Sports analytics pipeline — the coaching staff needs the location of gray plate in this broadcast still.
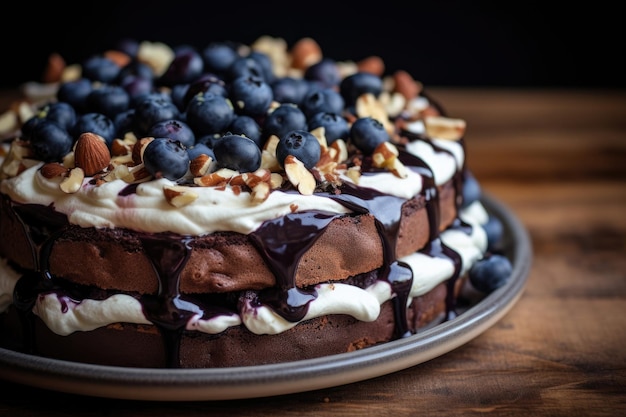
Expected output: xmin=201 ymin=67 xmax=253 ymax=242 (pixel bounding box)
xmin=0 ymin=193 xmax=532 ymax=401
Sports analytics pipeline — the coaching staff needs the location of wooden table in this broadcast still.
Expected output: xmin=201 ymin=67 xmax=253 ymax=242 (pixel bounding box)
xmin=0 ymin=88 xmax=624 ymax=416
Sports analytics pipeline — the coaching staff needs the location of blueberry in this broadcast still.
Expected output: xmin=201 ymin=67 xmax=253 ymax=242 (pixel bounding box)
xmin=271 ymin=76 xmax=311 ymax=106
xmin=159 ymin=48 xmax=204 ymax=86
xmin=72 ymin=112 xmax=116 ymax=146
xmin=227 ymin=56 xmax=268 ymax=83
xmin=307 ymin=112 xmax=349 ymax=144
xmin=212 ymin=134 xmax=262 ymax=173
xmin=186 ymin=142 xmax=215 ymax=161
xmin=56 ymin=78 xmax=93 ymax=114
xmin=304 ymin=58 xmax=341 ymax=89
xmin=182 ymin=74 xmax=228 ymax=109
xmin=114 ymin=38 xmax=140 ymax=58
xmin=44 ymin=102 xmax=77 ymax=131
xmin=185 ymin=92 xmax=235 ymax=136
xmin=300 ymin=88 xmax=344 ymax=119
xmin=82 ymin=55 xmax=120 ymax=84
xmin=113 ymin=108 xmax=136 ymax=139
xmin=462 ymin=170 xmax=482 ymax=208
xmin=133 ymin=96 xmax=181 ymax=136
xmin=142 ymin=138 xmax=190 ymax=181
xmin=276 ymin=130 xmax=321 ymax=169
xmin=85 ymin=85 xmax=130 ymax=119
xmin=469 ymin=254 xmax=513 ymax=293
xmin=228 ymin=115 xmax=262 ymax=148
xmin=147 ymin=119 xmax=195 ymax=148
xmin=116 ymin=60 xmax=154 ymax=84
xmin=122 ymin=75 xmax=155 ymax=106
xmin=170 ymin=83 xmax=190 ymax=112
xmin=339 ymin=72 xmax=383 ymax=106
xmin=202 ymin=41 xmax=240 ymax=77
xmin=263 ymin=104 xmax=307 ymax=142
xmin=482 ymin=216 xmax=504 ymax=252
xmin=29 ymin=120 xmax=73 ymax=162
xmin=248 ymin=51 xmax=275 ymax=84
xmin=349 ymin=117 xmax=389 ymax=154
xmin=24 ymin=102 xmax=76 ymax=138
xmin=229 ymin=75 xmax=273 ymax=117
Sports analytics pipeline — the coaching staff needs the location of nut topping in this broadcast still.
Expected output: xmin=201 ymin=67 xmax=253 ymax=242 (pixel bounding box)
xmin=74 ymin=132 xmax=111 ymax=176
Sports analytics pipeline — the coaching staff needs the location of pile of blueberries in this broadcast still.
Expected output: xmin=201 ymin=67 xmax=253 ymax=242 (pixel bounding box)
xmin=21 ymin=39 xmax=390 ymax=181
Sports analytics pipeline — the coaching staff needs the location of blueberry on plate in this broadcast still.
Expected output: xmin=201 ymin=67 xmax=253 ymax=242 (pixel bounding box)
xmin=276 ymin=130 xmax=321 ymax=169
xmin=263 ymin=104 xmax=307 ymax=142
xmin=462 ymin=170 xmax=482 ymax=208
xmin=212 ymin=134 xmax=262 ymax=173
xmin=29 ymin=120 xmax=74 ymax=162
xmin=349 ymin=116 xmax=389 ymax=154
xmin=483 ymin=215 xmax=505 ymax=252
xmin=142 ymin=138 xmax=190 ymax=181
xmin=185 ymin=92 xmax=235 ymax=136
xmin=229 ymin=75 xmax=273 ymax=117
xmin=469 ymin=254 xmax=513 ymax=294
xmin=307 ymin=111 xmax=349 ymax=144
xmin=148 ymin=119 xmax=195 ymax=148
xmin=339 ymin=72 xmax=383 ymax=106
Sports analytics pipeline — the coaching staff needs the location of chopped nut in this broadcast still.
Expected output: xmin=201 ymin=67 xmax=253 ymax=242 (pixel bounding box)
xmin=393 ymin=70 xmax=422 ymax=101
xmin=194 ymin=168 xmax=238 ymax=187
xmin=290 ymin=37 xmax=322 ymax=70
xmin=284 ymin=155 xmax=316 ymax=195
xmin=60 ymin=167 xmax=85 ymax=193
xmin=190 ymin=154 xmax=213 ymax=177
xmin=355 ymin=93 xmax=394 ymax=135
xmin=250 ymin=182 xmax=271 ymax=203
xmin=164 ymin=185 xmax=198 ymax=207
xmin=371 ymin=142 xmax=408 ymax=179
xmin=424 ymin=116 xmax=467 ymax=141
xmin=357 ymin=56 xmax=385 ymax=76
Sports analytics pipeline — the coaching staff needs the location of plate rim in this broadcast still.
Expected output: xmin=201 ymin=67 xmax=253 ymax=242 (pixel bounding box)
xmin=0 ymin=193 xmax=532 ymax=401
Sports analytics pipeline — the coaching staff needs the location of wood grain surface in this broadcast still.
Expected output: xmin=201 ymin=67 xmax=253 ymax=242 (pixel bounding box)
xmin=0 ymin=88 xmax=625 ymax=416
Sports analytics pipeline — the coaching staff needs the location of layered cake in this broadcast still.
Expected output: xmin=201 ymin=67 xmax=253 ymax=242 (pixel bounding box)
xmin=0 ymin=36 xmax=512 ymax=368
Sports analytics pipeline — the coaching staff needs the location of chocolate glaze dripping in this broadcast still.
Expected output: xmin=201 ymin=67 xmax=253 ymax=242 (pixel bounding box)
xmin=139 ymin=234 xmax=194 ymax=368
xmin=8 ymin=200 xmax=69 ymax=353
xmin=328 ymin=181 xmax=414 ymax=337
xmin=398 ymin=134 xmax=467 ymax=321
xmin=249 ymin=211 xmax=338 ymax=322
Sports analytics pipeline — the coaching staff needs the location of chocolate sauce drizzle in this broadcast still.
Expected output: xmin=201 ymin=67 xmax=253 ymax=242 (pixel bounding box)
xmin=4 ymin=131 xmax=475 ymax=367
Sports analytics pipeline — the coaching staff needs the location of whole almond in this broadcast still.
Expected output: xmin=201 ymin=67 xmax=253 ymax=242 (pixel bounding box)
xmin=74 ymin=132 xmax=111 ymax=176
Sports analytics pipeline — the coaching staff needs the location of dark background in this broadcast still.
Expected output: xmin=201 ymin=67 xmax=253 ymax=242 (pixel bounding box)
xmin=1 ymin=0 xmax=624 ymax=89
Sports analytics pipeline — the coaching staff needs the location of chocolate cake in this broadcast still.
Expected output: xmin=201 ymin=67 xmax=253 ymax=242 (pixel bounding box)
xmin=0 ymin=36 xmax=511 ymax=368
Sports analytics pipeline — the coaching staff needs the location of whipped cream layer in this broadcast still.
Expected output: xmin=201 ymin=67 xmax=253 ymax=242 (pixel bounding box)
xmin=0 ymin=127 xmax=462 ymax=236
xmin=0 ymin=201 xmax=488 ymax=336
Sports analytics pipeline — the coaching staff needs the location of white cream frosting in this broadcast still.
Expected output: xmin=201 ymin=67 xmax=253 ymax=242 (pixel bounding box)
xmin=0 ymin=201 xmax=489 ymax=336
xmin=0 ymin=136 xmax=463 ymax=236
